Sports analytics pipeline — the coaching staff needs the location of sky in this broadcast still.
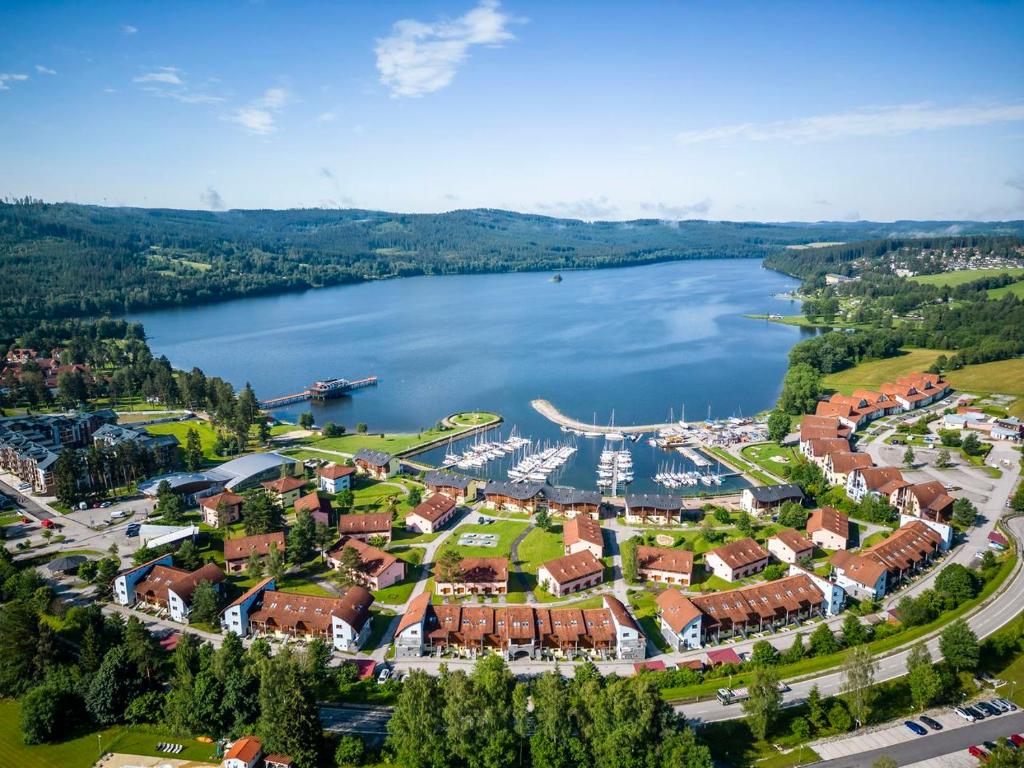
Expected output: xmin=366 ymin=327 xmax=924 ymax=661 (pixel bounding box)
xmin=1 ymin=0 xmax=1023 ymax=222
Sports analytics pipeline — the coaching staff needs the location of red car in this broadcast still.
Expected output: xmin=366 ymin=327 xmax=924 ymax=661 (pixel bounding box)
xmin=40 ymin=519 xmax=55 ymax=529
xmin=968 ymin=745 xmax=989 ymax=762
xmin=1011 ymin=734 xmax=1024 ymax=748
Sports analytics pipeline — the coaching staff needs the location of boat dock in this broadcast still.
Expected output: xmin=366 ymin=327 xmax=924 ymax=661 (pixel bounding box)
xmin=531 ymin=399 xmax=676 ymax=435
xmin=260 ymin=376 xmax=378 ymax=409
xmin=676 ymin=446 xmax=711 ymax=467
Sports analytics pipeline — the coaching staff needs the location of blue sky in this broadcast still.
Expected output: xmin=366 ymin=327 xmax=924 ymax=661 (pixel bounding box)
xmin=1 ymin=0 xmax=1023 ymax=221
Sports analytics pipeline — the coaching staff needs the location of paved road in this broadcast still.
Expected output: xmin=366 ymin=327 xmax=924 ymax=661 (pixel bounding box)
xmin=809 ymin=710 xmax=1024 ymax=767
xmin=320 ymin=704 xmax=393 ymax=735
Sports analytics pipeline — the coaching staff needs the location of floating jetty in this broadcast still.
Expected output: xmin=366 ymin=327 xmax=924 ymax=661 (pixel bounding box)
xmin=531 ymin=399 xmax=676 ymax=435
xmin=259 ymin=376 xmax=378 ymax=409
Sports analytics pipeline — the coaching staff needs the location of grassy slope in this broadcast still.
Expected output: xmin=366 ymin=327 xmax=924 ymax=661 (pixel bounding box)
xmin=988 ymin=280 xmax=1024 ymax=299
xmin=909 ymin=267 xmax=1024 ymax=287
xmin=821 ymin=349 xmax=945 ymax=393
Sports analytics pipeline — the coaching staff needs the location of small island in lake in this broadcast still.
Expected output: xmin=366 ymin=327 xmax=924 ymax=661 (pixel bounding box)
xmin=551 ymin=273 xmax=563 ymax=283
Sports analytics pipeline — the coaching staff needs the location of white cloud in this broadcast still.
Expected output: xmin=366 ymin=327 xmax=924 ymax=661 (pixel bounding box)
xmin=231 ymin=87 xmax=291 ymax=135
xmin=639 ymin=199 xmax=713 ymax=220
xmin=0 ymin=73 xmax=28 ymax=91
xmin=35 ymin=65 xmax=57 ymax=75
xmin=675 ymin=102 xmax=1024 ymax=145
xmin=535 ymin=197 xmax=619 ymax=221
xmin=317 ymin=111 xmax=336 ymax=124
xmin=375 ymin=0 xmax=523 ymax=98
xmin=122 ymin=24 xmax=138 ymax=35
xmin=134 ymin=67 xmax=182 ymax=85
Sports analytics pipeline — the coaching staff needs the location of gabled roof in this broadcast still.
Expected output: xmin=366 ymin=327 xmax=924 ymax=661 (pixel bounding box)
xmin=624 ymin=492 xmax=683 ymax=511
xmin=225 ymin=736 xmax=262 ymax=762
xmin=406 ymin=494 xmax=457 ymax=524
xmin=746 ymin=483 xmax=803 ymax=504
xmin=637 ymin=545 xmax=694 ymax=575
xmin=483 ymin=480 xmax=546 ymax=501
xmin=354 ymin=448 xmax=393 ymax=467
xmin=330 ymin=536 xmax=400 ymax=578
xmin=707 ymin=537 xmax=769 ymax=569
xmin=603 ymin=595 xmax=641 ymax=632
xmin=806 ymin=438 xmax=853 ymax=458
xmin=423 ymin=470 xmax=473 ymax=490
xmin=854 ymin=467 xmax=905 ymax=491
xmin=396 ymin=591 xmax=431 ymax=636
xmin=544 ymin=485 xmax=602 ymax=506
xmin=262 ymin=475 xmax=306 ymax=494
xmin=199 ymin=490 xmax=243 ymax=510
xmin=317 ymin=463 xmax=356 ymax=480
xmin=656 ymin=589 xmax=702 ymax=633
xmin=224 ymin=531 xmax=286 ymax=562
xmin=828 ymin=452 xmax=873 ymax=474
xmin=448 ymin=557 xmax=509 ymax=584
xmin=539 ymin=550 xmax=603 ymax=586
xmin=336 ymin=512 xmax=392 ymax=535
xmin=563 ymin=515 xmax=603 ymax=551
xmin=769 ymin=528 xmax=814 ymax=554
xmin=294 ymin=491 xmax=331 ymax=516
xmin=807 ymin=507 xmax=849 ymax=539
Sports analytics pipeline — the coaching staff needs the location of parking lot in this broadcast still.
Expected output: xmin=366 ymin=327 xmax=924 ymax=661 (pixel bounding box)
xmin=813 ymin=711 xmax=969 ymax=760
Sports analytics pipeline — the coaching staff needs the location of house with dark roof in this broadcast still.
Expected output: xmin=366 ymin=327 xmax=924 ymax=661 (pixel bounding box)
xmin=704 ymin=538 xmax=769 ymax=581
xmin=483 ymin=480 xmax=547 ymax=513
xmin=423 ymin=470 xmax=479 ymax=504
xmin=544 ymin=485 xmax=602 ymax=519
xmin=220 ymin=576 xmax=373 ymax=651
xmin=740 ymin=484 xmax=804 ymax=515
xmin=623 ymin=493 xmax=685 ymax=525
xmin=353 ymin=448 xmax=398 ymax=480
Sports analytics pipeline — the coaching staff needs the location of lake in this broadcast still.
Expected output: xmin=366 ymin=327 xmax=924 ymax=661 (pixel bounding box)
xmin=129 ymin=259 xmax=807 ymax=494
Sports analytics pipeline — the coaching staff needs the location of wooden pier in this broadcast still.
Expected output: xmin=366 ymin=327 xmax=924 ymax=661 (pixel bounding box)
xmin=260 ymin=376 xmax=378 ymax=409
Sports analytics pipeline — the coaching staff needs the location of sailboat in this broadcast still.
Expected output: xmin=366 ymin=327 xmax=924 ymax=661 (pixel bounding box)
xmin=604 ymin=409 xmax=625 ymax=442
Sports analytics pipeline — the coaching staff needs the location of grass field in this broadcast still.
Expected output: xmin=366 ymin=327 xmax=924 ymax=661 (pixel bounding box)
xmin=143 ymin=419 xmax=224 ymax=463
xmin=821 ymin=349 xmax=945 ymax=394
xmin=516 ymin=524 xmax=565 ymax=574
xmin=740 ymin=443 xmax=798 ymax=478
xmin=988 ymin=280 xmax=1024 ymax=300
xmin=444 ymin=520 xmax=529 ymax=559
xmin=909 ymin=267 xmax=1024 ymax=287
xmin=946 ymin=358 xmax=1024 ymax=416
xmin=310 ymin=411 xmax=498 ymax=457
xmin=350 ymin=478 xmax=414 ymax=514
xmin=449 ymin=411 xmax=500 ymax=426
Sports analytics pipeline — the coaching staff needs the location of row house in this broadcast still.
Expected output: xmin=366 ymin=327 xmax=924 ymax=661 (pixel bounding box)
xmin=636 ymin=545 xmax=694 ymax=586
xmin=335 ymin=512 xmax=393 ymax=543
xmin=435 ymin=556 xmax=509 ymax=597
xmin=405 ymin=493 xmax=458 ymax=534
xmin=394 ymin=592 xmax=645 ymax=661
xmin=846 ymin=466 xmax=909 ymax=503
xmin=423 ymin=469 xmax=480 ymax=504
xmin=740 ymin=483 xmax=803 ymax=516
xmin=657 ymin=571 xmax=844 ymax=649
xmin=880 ymin=372 xmax=951 ymax=411
xmin=806 ymin=507 xmax=850 ymax=550
xmin=799 ymin=414 xmax=852 ymax=442
xmin=224 ymin=531 xmax=286 ymax=573
xmin=543 ymin=485 xmax=602 ymax=519
xmin=483 ymin=480 xmax=547 ymax=513
xmin=830 ymin=520 xmax=944 ymax=600
xmin=891 ymin=481 xmax=955 ymax=523
xmin=801 ymin=437 xmax=854 ymax=467
xmin=221 ymin=576 xmax=373 ymax=652
xmin=623 ymin=493 xmax=686 ymax=525
xmin=815 ymin=372 xmax=950 ymax=432
xmin=316 ymin=463 xmax=355 ymax=494
xmin=705 ymin=538 xmax=770 ymax=581
xmin=766 ymin=528 xmax=814 ymax=564
xmin=563 ymin=515 xmax=604 ymax=558
xmin=825 ymin=451 xmax=874 ymax=487
xmin=326 ymin=536 xmax=405 ymax=591
xmin=199 ymin=490 xmax=244 ymax=527
xmin=537 ymin=550 xmax=604 ymax=597
xmin=353 ymin=448 xmax=398 ymax=480
xmin=114 ymin=555 xmax=225 ymax=623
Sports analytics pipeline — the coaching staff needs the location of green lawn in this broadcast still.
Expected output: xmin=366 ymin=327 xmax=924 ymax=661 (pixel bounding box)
xmin=0 ymin=701 xmax=219 ymax=768
xmin=350 ymin=478 xmax=414 ymax=514
xmin=910 ymin=267 xmax=1024 ymax=287
xmin=627 ymin=589 xmax=671 ymax=653
xmin=946 ymin=359 xmax=1024 ymax=418
xmin=822 ymin=348 xmax=945 ymax=394
xmin=740 ymin=443 xmax=798 ymax=478
xmin=703 ymin=446 xmax=777 ymax=486
xmin=517 ymin=525 xmax=565 ymax=574
xmin=860 ymin=530 xmax=889 ymax=548
xmin=309 ymin=412 xmax=499 ymax=457
xmin=988 ymin=280 xmax=1024 ymax=300
xmin=144 ymin=419 xmax=225 ymax=463
xmin=444 ymin=520 xmax=530 ymax=559
xmin=449 ymin=411 xmax=500 ymax=426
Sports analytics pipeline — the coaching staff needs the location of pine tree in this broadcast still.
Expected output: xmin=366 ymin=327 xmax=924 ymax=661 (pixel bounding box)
xmin=184 ymin=427 xmax=203 ymax=471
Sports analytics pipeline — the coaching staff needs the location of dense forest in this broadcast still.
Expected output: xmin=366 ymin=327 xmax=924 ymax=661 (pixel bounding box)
xmin=2 ymin=199 xmax=1022 ymax=344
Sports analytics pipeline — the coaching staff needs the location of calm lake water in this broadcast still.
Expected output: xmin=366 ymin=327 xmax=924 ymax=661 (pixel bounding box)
xmin=129 ymin=259 xmax=806 ymax=494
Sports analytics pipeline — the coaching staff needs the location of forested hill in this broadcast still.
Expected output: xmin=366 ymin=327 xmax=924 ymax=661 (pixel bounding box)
xmin=2 ymin=199 xmax=1023 ymax=342
xmin=763 ymin=235 xmax=1024 ymax=280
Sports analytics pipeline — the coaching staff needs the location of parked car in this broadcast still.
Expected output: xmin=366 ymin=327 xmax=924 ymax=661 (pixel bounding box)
xmin=983 ymin=741 xmax=1000 ymax=753
xmin=1009 ymin=734 xmax=1024 ymax=748
xmin=955 ymin=707 xmax=978 ymax=722
xmin=976 ymin=702 xmax=1001 ymax=717
xmin=904 ymin=720 xmax=927 ymax=736
xmin=125 ymin=524 xmax=140 ymax=538
xmin=920 ymin=715 xmax=943 ymax=731
xmin=967 ymin=745 xmax=988 ymax=761
xmin=964 ymin=706 xmax=985 ymax=720
xmin=989 ymin=699 xmax=1011 ymax=713
xmin=995 ymin=698 xmax=1017 ymax=711
xmin=376 ymin=666 xmax=391 ymax=685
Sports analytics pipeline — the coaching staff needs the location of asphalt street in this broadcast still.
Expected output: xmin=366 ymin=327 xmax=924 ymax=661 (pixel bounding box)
xmin=320 ymin=704 xmax=393 ymax=735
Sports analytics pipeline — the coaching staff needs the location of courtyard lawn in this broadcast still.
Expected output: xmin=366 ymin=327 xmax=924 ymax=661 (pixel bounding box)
xmin=372 ymin=570 xmax=421 ymax=605
xmin=909 ymin=267 xmax=1024 ymax=287
xmin=391 ymin=526 xmax=443 ymax=545
xmin=363 ymin=608 xmax=397 ymax=651
xmin=444 ymin=520 xmax=530 ymax=559
xmin=627 ymin=589 xmax=671 ymax=653
xmin=144 ymin=419 xmax=225 ymax=463
xmin=860 ymin=530 xmax=889 ymax=548
xmin=350 ymin=478 xmax=414 ymax=514
xmin=740 ymin=443 xmax=798 ymax=478
xmin=516 ymin=524 xmax=565 ymax=575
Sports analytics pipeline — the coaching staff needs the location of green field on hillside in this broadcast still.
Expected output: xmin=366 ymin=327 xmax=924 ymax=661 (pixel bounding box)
xmin=144 ymin=419 xmax=224 ymax=462
xmin=821 ymin=349 xmax=944 ymax=393
xmin=988 ymin=280 xmax=1024 ymax=299
xmin=909 ymin=267 xmax=1024 ymax=287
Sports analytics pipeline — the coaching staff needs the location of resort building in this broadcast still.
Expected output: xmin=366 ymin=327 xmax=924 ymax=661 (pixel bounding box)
xmin=435 ymin=556 xmax=509 ymax=597
xmin=91 ymin=423 xmax=180 ymax=469
xmin=623 ymin=493 xmax=685 ymax=525
xmin=316 ymin=463 xmax=355 ymax=494
xmin=113 ymin=555 xmax=225 ymax=623
xmin=423 ymin=470 xmax=479 ymax=504
xmin=657 ymin=571 xmax=844 ymax=648
xmin=544 ymin=485 xmax=602 ymax=519
xmin=636 ymin=545 xmax=694 ymax=586
xmin=222 ymin=737 xmax=263 ymax=768
xmin=563 ymin=515 xmax=604 ymax=558
xmin=799 ymin=414 xmax=852 ymax=442
xmin=537 ymin=550 xmax=604 ymax=597
xmin=801 ymin=437 xmax=855 ymax=467
xmin=335 ymin=512 xmax=393 ymax=543
xmin=815 ymin=373 xmax=952 ymax=433
xmin=394 ymin=592 xmax=645 ymax=661
xmin=740 ymin=483 xmax=804 ymax=515
xmin=880 ymin=373 xmax=951 ymax=411
xmin=825 ymin=451 xmax=874 ymax=487
xmin=846 ymin=466 xmax=908 ymax=503
xmin=294 ymin=491 xmax=332 ymax=526
xmin=220 ymin=576 xmax=373 ymax=652
xmin=830 ymin=520 xmax=944 ymax=600
xmin=138 ymin=452 xmax=305 ymax=502
xmin=261 ymin=475 xmax=306 ymax=508
xmin=326 ymin=536 xmax=405 ymax=590
xmin=405 ymin=494 xmax=458 ymax=534
xmin=224 ymin=531 xmax=286 ymax=573
xmin=704 ymin=538 xmax=770 ymax=582
xmin=353 ymin=448 xmax=398 ymax=480
xmin=891 ymin=481 xmax=955 ymax=523
xmin=199 ymin=490 xmax=244 ymax=527
xmin=767 ymin=528 xmax=815 ymax=564
xmin=483 ymin=480 xmax=546 ymax=513
xmin=806 ymin=507 xmax=850 ymax=550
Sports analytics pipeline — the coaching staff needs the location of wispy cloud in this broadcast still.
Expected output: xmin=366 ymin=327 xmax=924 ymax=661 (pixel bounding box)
xmin=122 ymin=24 xmax=138 ymax=35
xmin=35 ymin=65 xmax=57 ymax=76
xmin=317 ymin=111 xmax=336 ymax=124
xmin=535 ymin=197 xmax=618 ymax=221
xmin=639 ymin=199 xmax=712 ymax=220
xmin=200 ymin=187 xmax=225 ymax=211
xmin=319 ymin=166 xmax=354 ymax=207
xmin=675 ymin=102 xmax=1024 ymax=145
xmin=231 ymin=87 xmax=291 ymax=135
xmin=375 ymin=0 xmax=523 ymax=98
xmin=0 ymin=73 xmax=29 ymax=91
xmin=134 ymin=67 xmax=182 ymax=85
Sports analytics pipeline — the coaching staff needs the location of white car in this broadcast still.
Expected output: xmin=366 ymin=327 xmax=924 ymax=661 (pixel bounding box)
xmin=954 ymin=707 xmax=976 ymax=722
xmin=376 ymin=667 xmax=392 ymax=685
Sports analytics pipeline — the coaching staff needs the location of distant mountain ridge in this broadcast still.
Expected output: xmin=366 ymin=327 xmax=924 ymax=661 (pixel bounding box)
xmin=1 ymin=199 xmax=1022 ymax=342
